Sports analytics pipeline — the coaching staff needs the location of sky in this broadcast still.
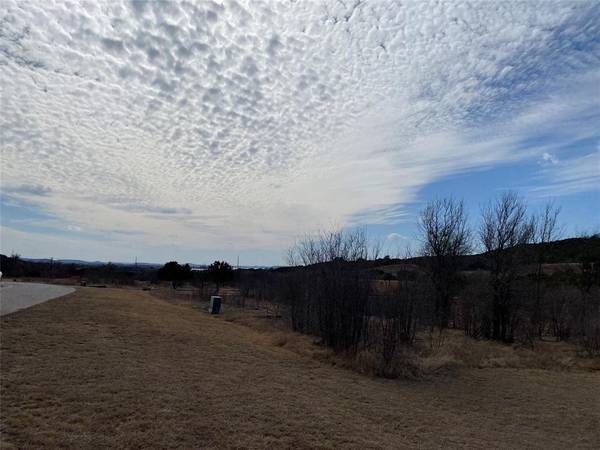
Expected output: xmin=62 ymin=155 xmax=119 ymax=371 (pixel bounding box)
xmin=1 ymin=0 xmax=599 ymax=266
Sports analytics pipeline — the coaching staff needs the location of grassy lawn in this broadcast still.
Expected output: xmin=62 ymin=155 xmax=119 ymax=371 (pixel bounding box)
xmin=1 ymin=287 xmax=599 ymax=449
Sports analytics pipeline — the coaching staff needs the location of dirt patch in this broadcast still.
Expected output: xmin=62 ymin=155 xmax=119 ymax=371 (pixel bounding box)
xmin=2 ymin=287 xmax=599 ymax=448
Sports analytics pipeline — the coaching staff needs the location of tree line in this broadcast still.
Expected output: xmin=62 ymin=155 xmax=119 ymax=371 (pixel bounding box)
xmin=235 ymin=191 xmax=599 ymax=376
xmin=0 ymin=254 xmax=234 ymax=291
xmin=2 ymin=191 xmax=598 ymax=373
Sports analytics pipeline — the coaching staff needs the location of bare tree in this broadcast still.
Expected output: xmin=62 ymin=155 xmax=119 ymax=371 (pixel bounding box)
xmin=286 ymin=228 xmax=375 ymax=352
xmin=367 ymin=274 xmax=420 ymax=377
xmin=531 ymin=201 xmax=562 ymax=337
xmin=575 ymin=259 xmax=600 ymax=355
xmin=419 ymin=198 xmax=471 ymax=330
xmin=288 ymin=228 xmax=372 ymax=266
xmin=369 ymin=236 xmax=383 ymax=261
xmin=480 ymin=191 xmax=534 ymax=342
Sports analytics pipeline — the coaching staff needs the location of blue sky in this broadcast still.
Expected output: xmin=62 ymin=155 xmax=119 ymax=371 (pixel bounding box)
xmin=366 ymin=157 xmax=600 ymax=258
xmin=1 ymin=0 xmax=599 ymax=266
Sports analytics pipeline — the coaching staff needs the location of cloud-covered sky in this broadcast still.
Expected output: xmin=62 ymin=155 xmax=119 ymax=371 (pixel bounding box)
xmin=1 ymin=0 xmax=599 ymax=265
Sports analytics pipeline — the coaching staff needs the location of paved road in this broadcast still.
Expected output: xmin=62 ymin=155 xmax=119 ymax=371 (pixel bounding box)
xmin=0 ymin=282 xmax=75 ymax=316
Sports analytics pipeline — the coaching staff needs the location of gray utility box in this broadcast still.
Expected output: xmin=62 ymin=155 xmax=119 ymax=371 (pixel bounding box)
xmin=209 ymin=296 xmax=222 ymax=314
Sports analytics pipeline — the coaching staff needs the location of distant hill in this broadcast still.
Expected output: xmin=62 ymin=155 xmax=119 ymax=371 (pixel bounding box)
xmin=21 ymin=258 xmax=106 ymax=267
xmin=0 ymin=255 xmax=274 ymax=272
xmin=2 ymin=236 xmax=597 ymax=278
xmin=372 ymin=235 xmax=600 ymax=273
xmin=516 ymin=235 xmax=600 ymax=263
xmin=18 ymin=258 xmax=164 ymax=269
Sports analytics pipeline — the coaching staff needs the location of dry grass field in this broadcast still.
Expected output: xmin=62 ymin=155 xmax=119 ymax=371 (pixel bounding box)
xmin=1 ymin=287 xmax=599 ymax=449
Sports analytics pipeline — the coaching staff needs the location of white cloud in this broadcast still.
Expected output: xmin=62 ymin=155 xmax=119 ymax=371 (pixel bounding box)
xmin=0 ymin=225 xmax=134 ymax=262
xmin=533 ymin=149 xmax=600 ymax=197
xmin=1 ymin=0 xmax=599 ymax=256
xmin=387 ymin=233 xmax=407 ymax=242
xmin=541 ymin=152 xmax=559 ymax=165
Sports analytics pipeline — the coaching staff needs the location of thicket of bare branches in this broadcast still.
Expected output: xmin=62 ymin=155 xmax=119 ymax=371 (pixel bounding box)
xmin=418 ymin=197 xmax=471 ymax=330
xmin=479 ymin=192 xmax=535 ymax=342
xmin=530 ymin=202 xmax=562 ymax=338
xmin=233 ymin=195 xmax=599 ymax=373
xmin=365 ymin=274 xmax=426 ymax=376
xmin=286 ymin=229 xmax=374 ymax=352
xmin=287 ymin=228 xmax=379 ymax=266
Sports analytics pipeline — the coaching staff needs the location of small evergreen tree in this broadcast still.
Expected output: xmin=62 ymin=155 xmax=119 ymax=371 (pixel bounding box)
xmin=157 ymin=261 xmax=192 ymax=288
xmin=207 ymin=261 xmax=234 ymax=292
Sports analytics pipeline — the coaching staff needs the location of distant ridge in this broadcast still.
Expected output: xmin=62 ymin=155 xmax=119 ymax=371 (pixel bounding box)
xmin=373 ymin=235 xmax=600 ymax=270
xmin=2 ymin=256 xmax=276 ymax=271
xmin=2 ymin=235 xmax=596 ymax=273
xmin=17 ymin=258 xmax=163 ymax=269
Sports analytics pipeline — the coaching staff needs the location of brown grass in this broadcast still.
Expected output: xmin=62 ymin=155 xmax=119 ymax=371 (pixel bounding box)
xmin=418 ymin=330 xmax=600 ymax=372
xmin=2 ymin=287 xmax=599 ymax=449
xmin=169 ymin=287 xmax=599 ymax=376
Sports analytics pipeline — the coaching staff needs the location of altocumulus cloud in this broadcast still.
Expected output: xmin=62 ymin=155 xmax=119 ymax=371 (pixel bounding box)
xmin=1 ymin=0 xmax=599 ymax=254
